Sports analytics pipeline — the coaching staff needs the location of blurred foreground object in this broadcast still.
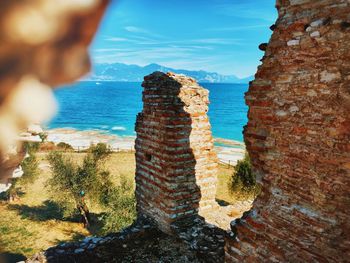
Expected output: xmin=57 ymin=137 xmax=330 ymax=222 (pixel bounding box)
xmin=0 ymin=0 xmax=109 ymax=176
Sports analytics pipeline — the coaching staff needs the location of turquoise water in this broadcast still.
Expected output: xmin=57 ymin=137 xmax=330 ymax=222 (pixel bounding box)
xmin=49 ymin=81 xmax=248 ymax=142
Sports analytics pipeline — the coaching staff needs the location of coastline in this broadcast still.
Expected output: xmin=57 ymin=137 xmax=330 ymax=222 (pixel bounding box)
xmin=46 ymin=128 xmax=245 ymax=165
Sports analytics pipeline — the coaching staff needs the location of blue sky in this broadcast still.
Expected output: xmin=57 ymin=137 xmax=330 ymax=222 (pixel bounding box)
xmin=90 ymin=0 xmax=277 ymax=78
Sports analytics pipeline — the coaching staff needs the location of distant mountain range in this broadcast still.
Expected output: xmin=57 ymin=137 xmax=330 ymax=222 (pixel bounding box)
xmin=87 ymin=63 xmax=253 ymax=84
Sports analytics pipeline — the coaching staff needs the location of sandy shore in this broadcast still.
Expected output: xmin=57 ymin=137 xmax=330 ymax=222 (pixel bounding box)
xmin=47 ymin=128 xmax=245 ymax=166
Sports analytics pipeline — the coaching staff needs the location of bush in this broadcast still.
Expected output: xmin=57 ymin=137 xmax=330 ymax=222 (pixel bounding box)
xmin=20 ymin=155 xmax=39 ymax=185
xmin=23 ymin=142 xmax=40 ymax=154
xmin=229 ymin=153 xmax=260 ymax=199
xmin=56 ymin=142 xmax=74 ymax=151
xmin=88 ymin=143 xmax=112 ymax=160
xmin=98 ymin=177 xmax=136 ymax=235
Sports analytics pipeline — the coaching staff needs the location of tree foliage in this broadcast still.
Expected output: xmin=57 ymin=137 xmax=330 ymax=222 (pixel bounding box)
xmin=99 ymin=177 xmax=136 ymax=234
xmin=229 ymin=153 xmax=260 ymax=198
xmin=47 ymin=143 xmax=112 ymax=215
xmin=47 ymin=143 xmax=136 ymax=231
xmin=38 ymin=132 xmax=48 ymax=143
xmin=56 ymin=142 xmax=74 ymax=151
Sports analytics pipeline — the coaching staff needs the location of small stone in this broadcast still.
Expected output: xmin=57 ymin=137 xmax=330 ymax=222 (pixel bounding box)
xmin=74 ymin=248 xmax=84 ymax=253
xmin=287 ymin=39 xmax=300 ymax=46
xmin=320 ymin=71 xmax=341 ymax=83
xmin=276 ymin=110 xmax=288 ymax=117
xmin=92 ymin=237 xmax=102 ymax=243
xmin=290 ymin=0 xmax=311 ymax=5
xmin=332 ymin=19 xmax=342 ymax=24
xmin=293 ymin=32 xmax=304 ymax=37
xmin=122 ymin=244 xmax=127 ymax=248
xmin=289 ymin=106 xmax=299 ymax=113
xmin=310 ymin=31 xmax=320 ymax=38
xmin=276 ymin=74 xmax=293 ymax=83
xmin=310 ymin=19 xmax=324 ymax=27
xmin=307 ymin=90 xmax=317 ymax=97
xmin=207 ymin=223 xmax=216 ymax=229
xmin=191 ymin=232 xmax=199 ymax=237
xmin=83 ymin=237 xmax=92 ymax=243
xmin=87 ymin=244 xmax=96 ymax=250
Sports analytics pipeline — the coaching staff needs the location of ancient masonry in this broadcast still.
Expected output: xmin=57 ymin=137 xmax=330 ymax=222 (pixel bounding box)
xmin=226 ymin=0 xmax=350 ymax=262
xmin=135 ymin=72 xmax=218 ymax=233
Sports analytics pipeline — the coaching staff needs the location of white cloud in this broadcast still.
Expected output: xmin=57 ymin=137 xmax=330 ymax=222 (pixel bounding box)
xmin=91 ymin=38 xmax=257 ymax=76
xmin=92 ymin=48 xmax=128 ymax=53
xmin=124 ymin=26 xmax=148 ymax=33
xmin=105 ymin=37 xmax=129 ymax=42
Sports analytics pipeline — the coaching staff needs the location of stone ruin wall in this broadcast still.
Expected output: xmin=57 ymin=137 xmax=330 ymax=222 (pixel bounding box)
xmin=226 ymin=0 xmax=350 ymax=262
xmin=135 ymin=72 xmax=218 ymax=234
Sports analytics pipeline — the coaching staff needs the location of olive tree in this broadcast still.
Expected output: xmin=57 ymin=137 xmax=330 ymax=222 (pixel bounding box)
xmin=47 ymin=143 xmax=136 ymax=231
xmin=47 ymin=143 xmax=113 ymax=227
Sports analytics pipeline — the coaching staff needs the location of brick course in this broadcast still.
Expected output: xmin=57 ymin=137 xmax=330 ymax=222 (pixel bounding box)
xmin=135 ymin=72 xmax=218 ymax=233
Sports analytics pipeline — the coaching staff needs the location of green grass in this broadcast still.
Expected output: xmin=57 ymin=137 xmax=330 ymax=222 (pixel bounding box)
xmin=0 ymin=151 xmax=240 ymax=262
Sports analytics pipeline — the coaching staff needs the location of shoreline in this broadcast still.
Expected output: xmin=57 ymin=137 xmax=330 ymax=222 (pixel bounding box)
xmin=46 ymin=128 xmax=245 ymax=165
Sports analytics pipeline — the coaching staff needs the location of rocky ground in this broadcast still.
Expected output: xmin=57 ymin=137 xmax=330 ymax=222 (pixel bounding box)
xmin=201 ymin=200 xmax=253 ymax=230
xmin=24 ymin=213 xmax=238 ymax=263
xmin=25 ymin=217 xmax=203 ymax=263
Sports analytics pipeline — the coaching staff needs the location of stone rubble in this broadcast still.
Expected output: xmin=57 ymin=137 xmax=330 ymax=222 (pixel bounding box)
xmin=26 ymin=215 xmax=201 ymax=263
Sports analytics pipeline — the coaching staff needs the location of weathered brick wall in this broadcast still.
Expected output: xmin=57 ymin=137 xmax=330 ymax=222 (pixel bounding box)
xmin=135 ymin=72 xmax=218 ymax=233
xmin=226 ymin=0 xmax=350 ymax=262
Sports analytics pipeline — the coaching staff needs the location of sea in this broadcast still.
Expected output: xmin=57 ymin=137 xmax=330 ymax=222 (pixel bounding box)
xmin=48 ymin=81 xmax=248 ymax=143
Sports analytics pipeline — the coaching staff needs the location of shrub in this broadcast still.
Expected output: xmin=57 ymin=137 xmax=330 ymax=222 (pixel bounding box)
xmin=20 ymin=154 xmax=39 ymax=185
xmin=56 ymin=142 xmax=74 ymax=151
xmin=98 ymin=177 xmax=136 ymax=235
xmin=88 ymin=143 xmax=112 ymax=160
xmin=229 ymin=153 xmax=260 ymax=199
xmin=23 ymin=142 xmax=40 ymax=154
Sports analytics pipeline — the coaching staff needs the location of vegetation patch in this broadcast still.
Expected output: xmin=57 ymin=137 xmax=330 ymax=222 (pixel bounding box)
xmin=229 ymin=153 xmax=261 ymax=200
xmin=0 ymin=149 xmax=247 ymax=261
xmin=56 ymin=142 xmax=74 ymax=151
xmin=47 ymin=143 xmax=136 ymax=232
